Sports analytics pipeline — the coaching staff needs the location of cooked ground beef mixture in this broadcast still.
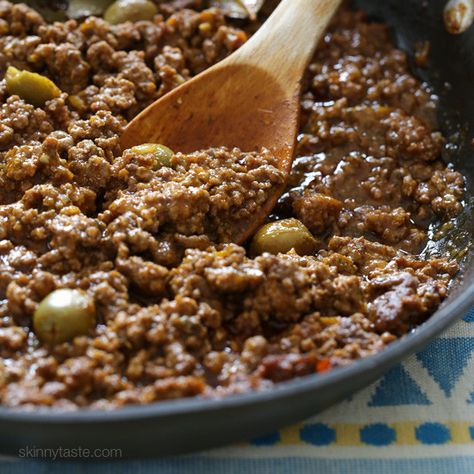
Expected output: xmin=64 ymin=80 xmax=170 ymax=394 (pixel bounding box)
xmin=0 ymin=1 xmax=465 ymax=409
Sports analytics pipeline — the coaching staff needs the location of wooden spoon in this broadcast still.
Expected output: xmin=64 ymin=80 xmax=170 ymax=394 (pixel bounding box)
xmin=121 ymin=0 xmax=342 ymax=243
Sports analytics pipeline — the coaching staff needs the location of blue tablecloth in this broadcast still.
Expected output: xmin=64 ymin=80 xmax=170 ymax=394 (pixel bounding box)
xmin=3 ymin=309 xmax=474 ymax=473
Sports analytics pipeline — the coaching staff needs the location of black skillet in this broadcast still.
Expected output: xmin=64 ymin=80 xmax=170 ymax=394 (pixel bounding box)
xmin=0 ymin=0 xmax=473 ymax=457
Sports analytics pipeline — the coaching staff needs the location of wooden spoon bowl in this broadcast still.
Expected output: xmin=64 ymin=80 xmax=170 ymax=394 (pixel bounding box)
xmin=121 ymin=0 xmax=342 ymax=243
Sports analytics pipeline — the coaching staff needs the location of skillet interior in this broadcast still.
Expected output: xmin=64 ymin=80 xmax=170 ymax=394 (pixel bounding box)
xmin=0 ymin=0 xmax=473 ymax=457
xmin=356 ymin=0 xmax=474 ymax=282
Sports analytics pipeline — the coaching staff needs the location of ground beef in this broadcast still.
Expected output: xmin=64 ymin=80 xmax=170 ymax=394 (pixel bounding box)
xmin=0 ymin=1 xmax=465 ymax=409
xmin=102 ymin=147 xmax=282 ymax=266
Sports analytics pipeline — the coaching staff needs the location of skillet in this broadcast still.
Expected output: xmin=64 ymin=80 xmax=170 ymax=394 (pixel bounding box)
xmin=0 ymin=0 xmax=473 ymax=457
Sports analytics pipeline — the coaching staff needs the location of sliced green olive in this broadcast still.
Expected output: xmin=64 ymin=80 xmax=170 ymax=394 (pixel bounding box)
xmin=250 ymin=218 xmax=318 ymax=256
xmin=104 ymin=0 xmax=158 ymax=24
xmin=130 ymin=143 xmax=174 ymax=169
xmin=210 ymin=0 xmax=265 ymax=20
xmin=5 ymin=66 xmax=61 ymax=108
xmin=33 ymin=289 xmax=96 ymax=344
xmin=67 ymin=0 xmax=114 ymax=19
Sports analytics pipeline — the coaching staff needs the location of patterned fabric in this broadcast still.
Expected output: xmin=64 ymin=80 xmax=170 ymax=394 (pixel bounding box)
xmin=211 ymin=308 xmax=474 ymax=461
xmin=2 ymin=309 xmax=474 ymax=473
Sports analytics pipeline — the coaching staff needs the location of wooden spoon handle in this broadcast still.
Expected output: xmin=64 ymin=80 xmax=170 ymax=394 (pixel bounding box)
xmin=230 ymin=0 xmax=342 ymax=85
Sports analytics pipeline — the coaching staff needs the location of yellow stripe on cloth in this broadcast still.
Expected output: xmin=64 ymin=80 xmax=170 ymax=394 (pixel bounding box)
xmin=335 ymin=424 xmax=363 ymax=446
xmin=280 ymin=425 xmax=301 ymax=445
xmin=448 ymin=422 xmax=472 ymax=444
xmin=272 ymin=422 xmax=474 ymax=447
xmin=392 ymin=422 xmax=418 ymax=445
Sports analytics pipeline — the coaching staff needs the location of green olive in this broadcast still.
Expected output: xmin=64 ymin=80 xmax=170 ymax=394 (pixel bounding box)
xmin=5 ymin=66 xmax=61 ymax=108
xmin=250 ymin=218 xmax=318 ymax=256
xmin=33 ymin=289 xmax=96 ymax=344
xmin=130 ymin=143 xmax=174 ymax=169
xmin=104 ymin=0 xmax=158 ymax=24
